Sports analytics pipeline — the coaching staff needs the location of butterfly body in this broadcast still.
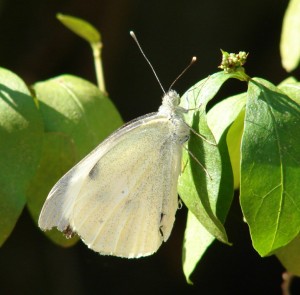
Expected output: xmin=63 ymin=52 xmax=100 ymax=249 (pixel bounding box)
xmin=39 ymin=90 xmax=190 ymax=258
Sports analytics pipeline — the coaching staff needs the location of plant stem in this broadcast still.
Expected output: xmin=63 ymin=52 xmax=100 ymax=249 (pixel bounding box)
xmin=91 ymin=42 xmax=106 ymax=94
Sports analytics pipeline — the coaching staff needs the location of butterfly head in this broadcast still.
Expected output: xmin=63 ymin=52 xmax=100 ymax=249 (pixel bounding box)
xmin=162 ymin=90 xmax=180 ymax=107
xmin=159 ymin=90 xmax=187 ymax=118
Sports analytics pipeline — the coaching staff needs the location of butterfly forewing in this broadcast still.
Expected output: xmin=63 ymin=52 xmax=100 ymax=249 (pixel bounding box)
xmin=39 ymin=113 xmax=183 ymax=258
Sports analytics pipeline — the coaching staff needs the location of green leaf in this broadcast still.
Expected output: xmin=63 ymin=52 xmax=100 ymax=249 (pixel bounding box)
xmin=182 ymin=211 xmax=215 ymax=284
xmin=226 ymin=110 xmax=245 ymax=189
xmin=278 ymin=78 xmax=300 ymax=105
xmin=27 ymin=132 xmax=79 ymax=247
xmin=31 ymin=75 xmax=123 ymax=244
xmin=179 ymin=71 xmax=242 ymax=244
xmin=276 ymin=234 xmax=300 ymax=276
xmin=182 ymin=80 xmax=244 ymax=283
xmin=273 ymin=78 xmax=300 ymax=272
xmin=57 ymin=13 xmax=101 ymax=44
xmin=56 ymin=13 xmax=106 ymax=93
xmin=0 ymin=67 xmax=44 ymax=246
xmin=208 ymin=93 xmax=246 ymax=189
xmin=240 ymin=77 xmax=300 ymax=256
xmin=278 ymin=76 xmax=298 ymax=86
xmin=280 ymin=0 xmax=300 ymax=72
xmin=33 ymin=74 xmax=123 ymax=159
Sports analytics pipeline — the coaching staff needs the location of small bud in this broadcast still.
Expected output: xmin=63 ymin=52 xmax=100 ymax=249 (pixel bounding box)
xmin=219 ymin=49 xmax=249 ymax=73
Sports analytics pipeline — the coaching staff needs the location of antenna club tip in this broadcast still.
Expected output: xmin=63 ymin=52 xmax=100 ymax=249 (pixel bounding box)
xmin=192 ymin=56 xmax=197 ymax=62
xmin=130 ymin=31 xmax=135 ymax=36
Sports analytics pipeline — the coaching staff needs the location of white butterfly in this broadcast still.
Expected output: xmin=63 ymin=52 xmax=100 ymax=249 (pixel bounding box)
xmin=38 ymin=89 xmax=192 ymax=258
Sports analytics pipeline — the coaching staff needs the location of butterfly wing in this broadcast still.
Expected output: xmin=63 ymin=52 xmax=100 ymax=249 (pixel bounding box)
xmin=39 ymin=114 xmax=157 ymax=232
xmin=39 ymin=113 xmax=183 ymax=258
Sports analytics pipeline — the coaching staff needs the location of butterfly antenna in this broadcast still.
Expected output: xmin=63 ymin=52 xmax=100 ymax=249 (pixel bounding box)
xmin=130 ymin=31 xmax=166 ymax=94
xmin=169 ymin=56 xmax=197 ymax=91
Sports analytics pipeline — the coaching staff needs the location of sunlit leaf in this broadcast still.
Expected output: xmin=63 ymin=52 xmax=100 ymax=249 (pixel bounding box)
xmin=0 ymin=67 xmax=43 ymax=246
xmin=33 ymin=75 xmax=122 ymax=159
xmin=208 ymin=93 xmax=246 ymax=188
xmin=179 ymin=72 xmax=235 ymax=243
xmin=27 ymin=132 xmax=79 ymax=247
xmin=240 ymin=77 xmax=300 ymax=256
xmin=57 ymin=13 xmax=101 ymax=44
xmin=180 ymin=71 xmax=245 ymax=283
xmin=182 ymin=211 xmax=215 ymax=284
xmin=183 ymin=91 xmax=248 ymax=283
xmin=280 ymin=0 xmax=300 ymax=71
xmin=276 ymin=234 xmax=300 ymax=276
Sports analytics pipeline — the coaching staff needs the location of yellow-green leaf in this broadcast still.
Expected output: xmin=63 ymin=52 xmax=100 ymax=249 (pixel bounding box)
xmin=57 ymin=13 xmax=101 ymax=44
xmin=280 ymin=0 xmax=300 ymax=71
xmin=0 ymin=67 xmax=43 ymax=246
xmin=208 ymin=93 xmax=246 ymax=189
xmin=276 ymin=234 xmax=300 ymax=276
xmin=240 ymin=78 xmax=300 ymax=256
xmin=27 ymin=132 xmax=79 ymax=247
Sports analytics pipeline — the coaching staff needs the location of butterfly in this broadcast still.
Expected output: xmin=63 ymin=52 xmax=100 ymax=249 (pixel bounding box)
xmin=39 ymin=89 xmax=192 ymax=258
xmin=39 ymin=32 xmax=199 ymax=258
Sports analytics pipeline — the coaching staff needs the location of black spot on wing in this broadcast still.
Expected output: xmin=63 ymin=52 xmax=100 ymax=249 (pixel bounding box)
xmin=159 ymin=213 xmax=166 ymax=237
xmin=88 ymin=162 xmax=99 ymax=180
xmin=159 ymin=225 xmax=164 ymax=238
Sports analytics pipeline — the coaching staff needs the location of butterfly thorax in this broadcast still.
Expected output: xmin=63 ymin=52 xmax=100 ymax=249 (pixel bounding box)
xmin=158 ymin=90 xmax=190 ymax=145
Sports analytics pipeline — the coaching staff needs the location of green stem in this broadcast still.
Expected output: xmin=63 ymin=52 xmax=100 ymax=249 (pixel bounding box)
xmin=91 ymin=42 xmax=106 ymax=94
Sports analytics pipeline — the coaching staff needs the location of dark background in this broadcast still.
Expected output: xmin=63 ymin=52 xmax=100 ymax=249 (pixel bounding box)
xmin=0 ymin=0 xmax=299 ymax=294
